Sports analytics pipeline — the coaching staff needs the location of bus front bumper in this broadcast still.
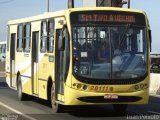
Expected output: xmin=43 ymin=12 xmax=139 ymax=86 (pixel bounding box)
xmin=64 ymin=85 xmax=149 ymax=105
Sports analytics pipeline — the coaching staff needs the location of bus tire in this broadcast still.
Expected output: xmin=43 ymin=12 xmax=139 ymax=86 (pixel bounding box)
xmin=112 ymin=104 xmax=128 ymax=115
xmin=51 ymin=84 xmax=64 ymax=113
xmin=17 ymin=75 xmax=27 ymax=101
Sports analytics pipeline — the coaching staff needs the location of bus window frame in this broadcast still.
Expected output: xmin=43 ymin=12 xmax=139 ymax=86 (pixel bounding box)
xmin=23 ymin=23 xmax=31 ymax=53
xmin=40 ymin=19 xmax=55 ymax=53
xmin=40 ymin=20 xmax=47 ymax=53
xmin=47 ymin=19 xmax=55 ymax=53
xmin=17 ymin=24 xmax=23 ymax=52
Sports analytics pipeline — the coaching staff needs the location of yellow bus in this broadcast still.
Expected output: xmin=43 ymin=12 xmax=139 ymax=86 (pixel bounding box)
xmin=6 ymin=7 xmax=151 ymax=113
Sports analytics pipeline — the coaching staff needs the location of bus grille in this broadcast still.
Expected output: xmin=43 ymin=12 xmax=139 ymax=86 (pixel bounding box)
xmin=78 ymin=96 xmax=142 ymax=103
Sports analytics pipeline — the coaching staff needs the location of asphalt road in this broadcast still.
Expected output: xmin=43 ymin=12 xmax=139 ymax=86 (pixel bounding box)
xmin=0 ymin=77 xmax=160 ymax=120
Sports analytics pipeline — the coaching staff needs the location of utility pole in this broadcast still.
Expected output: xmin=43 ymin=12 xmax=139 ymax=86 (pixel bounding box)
xmin=46 ymin=0 xmax=49 ymax=12
xmin=128 ymin=0 xmax=130 ymax=8
xmin=68 ymin=0 xmax=74 ymax=8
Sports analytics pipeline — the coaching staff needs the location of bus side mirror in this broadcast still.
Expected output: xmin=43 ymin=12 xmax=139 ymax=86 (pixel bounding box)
xmin=149 ymin=29 xmax=152 ymax=52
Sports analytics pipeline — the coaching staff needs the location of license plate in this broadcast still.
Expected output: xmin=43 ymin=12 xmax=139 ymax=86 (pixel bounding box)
xmin=104 ymin=94 xmax=118 ymax=99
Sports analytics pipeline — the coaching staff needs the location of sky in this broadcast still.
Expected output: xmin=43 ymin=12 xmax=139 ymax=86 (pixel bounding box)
xmin=0 ymin=0 xmax=159 ymax=52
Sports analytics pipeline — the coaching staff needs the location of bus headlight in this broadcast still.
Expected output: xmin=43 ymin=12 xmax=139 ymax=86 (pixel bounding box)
xmin=140 ymin=84 xmax=144 ymax=89
xmin=82 ymin=85 xmax=88 ymax=90
xmin=72 ymin=83 xmax=88 ymax=90
xmin=77 ymin=84 xmax=82 ymax=89
xmin=135 ymin=85 xmax=139 ymax=90
xmin=134 ymin=83 xmax=147 ymax=91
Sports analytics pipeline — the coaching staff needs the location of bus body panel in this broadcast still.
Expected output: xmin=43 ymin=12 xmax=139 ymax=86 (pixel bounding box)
xmin=6 ymin=25 xmax=17 ymax=89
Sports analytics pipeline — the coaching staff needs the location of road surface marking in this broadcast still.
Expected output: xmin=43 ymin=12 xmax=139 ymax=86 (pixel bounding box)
xmin=148 ymin=111 xmax=160 ymax=115
xmin=0 ymin=101 xmax=37 ymax=120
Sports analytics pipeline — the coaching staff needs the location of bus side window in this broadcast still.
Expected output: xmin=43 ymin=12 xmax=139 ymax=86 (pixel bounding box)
xmin=23 ymin=23 xmax=31 ymax=52
xmin=47 ymin=19 xmax=55 ymax=52
xmin=17 ymin=24 xmax=23 ymax=52
xmin=40 ymin=21 xmax=47 ymax=53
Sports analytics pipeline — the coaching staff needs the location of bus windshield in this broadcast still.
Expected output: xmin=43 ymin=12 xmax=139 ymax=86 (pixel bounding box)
xmin=72 ymin=25 xmax=147 ymax=80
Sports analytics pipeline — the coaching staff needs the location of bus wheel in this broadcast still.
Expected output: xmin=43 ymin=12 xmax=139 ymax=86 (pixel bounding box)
xmin=17 ymin=75 xmax=27 ymax=101
xmin=112 ymin=104 xmax=128 ymax=115
xmin=51 ymin=84 xmax=63 ymax=113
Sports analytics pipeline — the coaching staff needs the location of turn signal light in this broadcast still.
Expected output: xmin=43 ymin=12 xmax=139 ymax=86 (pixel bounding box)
xmin=134 ymin=83 xmax=147 ymax=91
xmin=72 ymin=83 xmax=88 ymax=90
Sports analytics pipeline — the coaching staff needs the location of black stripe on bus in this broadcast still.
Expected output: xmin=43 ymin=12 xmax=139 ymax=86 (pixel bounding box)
xmin=20 ymin=75 xmax=31 ymax=78
xmin=78 ymin=96 xmax=142 ymax=103
xmin=38 ymin=78 xmax=47 ymax=81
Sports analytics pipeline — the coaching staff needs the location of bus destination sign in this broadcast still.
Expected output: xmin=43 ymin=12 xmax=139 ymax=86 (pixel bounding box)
xmin=70 ymin=11 xmax=146 ymax=26
xmin=79 ymin=14 xmax=135 ymax=23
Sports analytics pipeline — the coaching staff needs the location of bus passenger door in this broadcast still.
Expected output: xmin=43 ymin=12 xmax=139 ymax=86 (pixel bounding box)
xmin=32 ymin=31 xmax=39 ymax=94
xmin=55 ymin=29 xmax=64 ymax=101
xmin=10 ymin=33 xmax=16 ymax=88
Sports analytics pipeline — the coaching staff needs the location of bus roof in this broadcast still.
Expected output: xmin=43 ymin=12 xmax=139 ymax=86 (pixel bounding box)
xmin=8 ymin=7 xmax=146 ymax=25
xmin=8 ymin=10 xmax=66 ymax=25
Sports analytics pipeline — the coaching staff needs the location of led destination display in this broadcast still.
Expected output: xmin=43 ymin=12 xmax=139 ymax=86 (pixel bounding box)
xmin=70 ymin=11 xmax=146 ymax=26
xmin=79 ymin=14 xmax=135 ymax=23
